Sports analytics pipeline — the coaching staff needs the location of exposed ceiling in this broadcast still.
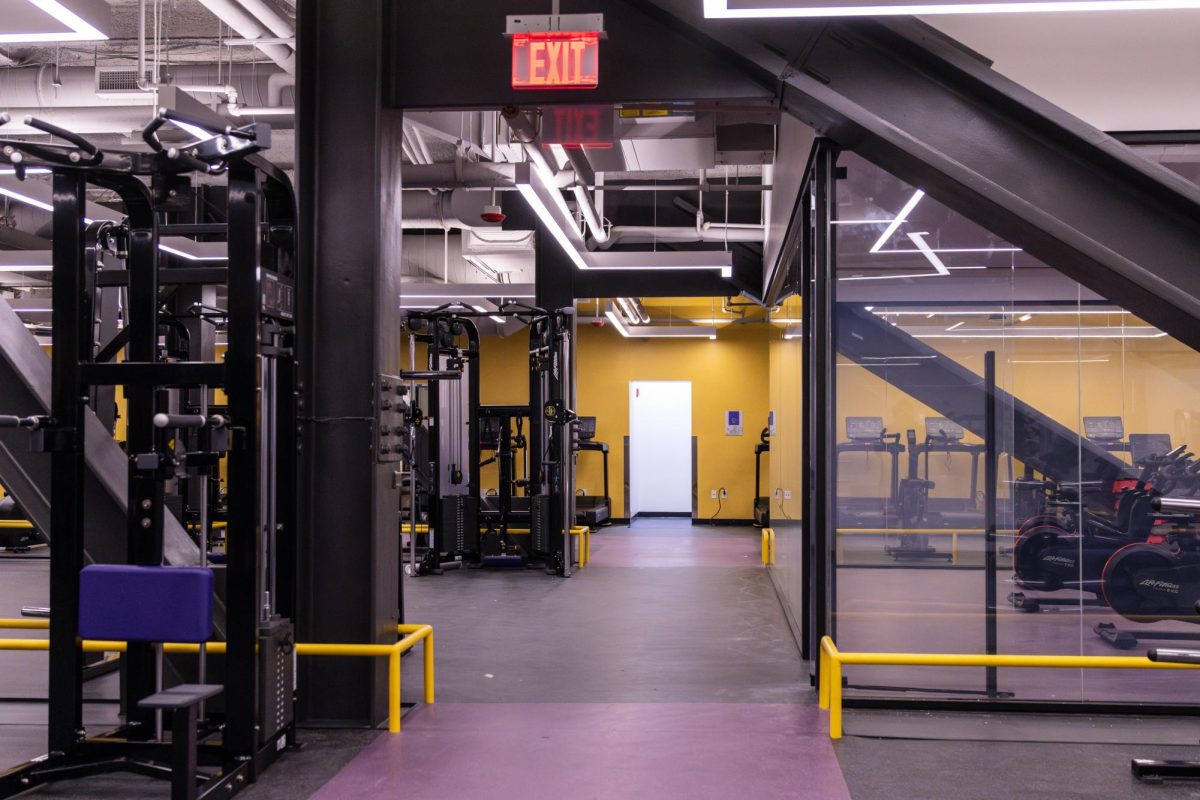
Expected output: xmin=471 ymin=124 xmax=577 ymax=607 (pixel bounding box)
xmin=924 ymin=11 xmax=1200 ymax=131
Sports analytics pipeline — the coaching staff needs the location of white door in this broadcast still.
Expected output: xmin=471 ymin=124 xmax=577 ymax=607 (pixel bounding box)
xmin=629 ymin=381 xmax=692 ymax=516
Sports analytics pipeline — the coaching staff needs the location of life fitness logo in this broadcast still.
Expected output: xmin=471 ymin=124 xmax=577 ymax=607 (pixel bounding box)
xmin=512 ymin=32 xmax=600 ymax=90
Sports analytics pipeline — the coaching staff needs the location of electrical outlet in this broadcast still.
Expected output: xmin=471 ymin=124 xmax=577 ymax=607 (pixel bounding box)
xmin=710 ymin=489 xmax=718 ymax=499
xmin=720 ymin=488 xmax=728 ymax=499
xmin=783 ymin=490 xmax=793 ymax=500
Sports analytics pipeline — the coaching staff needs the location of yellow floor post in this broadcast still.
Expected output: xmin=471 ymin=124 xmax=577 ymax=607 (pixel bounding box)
xmin=830 ymin=656 xmax=843 ymax=739
xmin=388 ymin=648 xmax=402 ymax=733
xmin=761 ymin=530 xmax=769 ymax=564
xmin=424 ymin=631 xmax=435 ymax=704
xmin=768 ymin=529 xmax=776 ymax=565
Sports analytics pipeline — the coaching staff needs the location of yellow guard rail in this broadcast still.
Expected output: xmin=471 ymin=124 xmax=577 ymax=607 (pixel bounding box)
xmin=818 ymin=635 xmax=1200 ymax=739
xmin=0 ymin=619 xmax=433 ymax=734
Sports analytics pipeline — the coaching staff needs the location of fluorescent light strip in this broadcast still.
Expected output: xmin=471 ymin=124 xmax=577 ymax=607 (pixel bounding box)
xmin=946 ymin=321 xmax=965 ymax=331
xmin=604 ymin=309 xmax=631 ymax=337
xmin=516 ymin=183 xmax=591 ymax=271
xmin=839 ymin=272 xmax=947 ymax=282
xmin=402 ymin=292 xmax=536 ymax=300
xmin=471 ymin=304 xmax=507 ymax=325
xmin=157 ymin=244 xmax=226 ymax=261
xmin=874 ymin=247 xmax=1022 ymax=254
xmin=0 ymin=169 xmax=51 ymax=176
xmin=2 ymin=0 xmax=109 ymax=42
xmin=917 ymin=332 xmax=1168 ymax=339
xmin=703 ymin=0 xmax=1200 ymax=17
xmin=870 ymin=190 xmax=924 ymax=253
xmin=0 ymin=266 xmax=52 ymax=272
xmin=873 ymin=310 xmax=1133 ymax=316
xmin=0 ymin=186 xmax=53 ymax=212
xmin=907 ymin=232 xmax=950 ymax=276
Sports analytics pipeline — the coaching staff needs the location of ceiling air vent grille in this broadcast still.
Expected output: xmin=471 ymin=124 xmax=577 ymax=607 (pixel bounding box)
xmin=95 ymin=66 xmax=155 ymax=94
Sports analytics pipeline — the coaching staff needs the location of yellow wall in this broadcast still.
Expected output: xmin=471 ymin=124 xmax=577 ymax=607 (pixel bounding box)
xmin=474 ymin=322 xmax=772 ymax=520
xmin=834 ymin=335 xmax=1200 ymax=499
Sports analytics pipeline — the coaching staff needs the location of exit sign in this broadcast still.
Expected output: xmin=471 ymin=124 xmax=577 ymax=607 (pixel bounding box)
xmin=512 ymin=32 xmax=599 ymax=90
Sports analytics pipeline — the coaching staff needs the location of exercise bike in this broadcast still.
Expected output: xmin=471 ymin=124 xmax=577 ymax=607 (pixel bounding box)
xmin=1012 ymin=446 xmax=1200 ymax=597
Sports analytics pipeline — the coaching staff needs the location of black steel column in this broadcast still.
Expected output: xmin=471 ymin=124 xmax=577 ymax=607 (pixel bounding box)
xmin=807 ymin=143 xmax=837 ymax=669
xmin=47 ymin=171 xmax=88 ymax=755
xmin=984 ymin=351 xmax=998 ymax=697
xmin=296 ymin=0 xmax=402 ymax=725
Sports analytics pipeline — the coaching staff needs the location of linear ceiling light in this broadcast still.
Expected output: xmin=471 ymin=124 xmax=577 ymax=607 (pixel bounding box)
xmin=703 ymin=0 xmax=1200 ymax=16
xmin=604 ymin=303 xmax=716 ymax=339
xmin=869 ymin=190 xmax=924 ymax=253
xmin=514 ymin=162 xmax=591 ymax=271
xmin=471 ymin=304 xmax=507 ymax=324
xmin=2 ymin=0 xmax=109 ymax=42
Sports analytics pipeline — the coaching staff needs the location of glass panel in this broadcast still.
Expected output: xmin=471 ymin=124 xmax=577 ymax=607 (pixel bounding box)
xmin=825 ymin=149 xmax=1200 ymax=708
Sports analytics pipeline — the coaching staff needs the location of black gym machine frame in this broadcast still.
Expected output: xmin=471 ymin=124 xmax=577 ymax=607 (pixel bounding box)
xmin=0 ymin=111 xmax=298 ymax=799
xmin=403 ymin=303 xmax=578 ymax=576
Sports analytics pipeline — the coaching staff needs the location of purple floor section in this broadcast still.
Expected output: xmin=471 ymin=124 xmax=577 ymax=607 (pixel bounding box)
xmin=312 ymin=703 xmax=848 ymax=800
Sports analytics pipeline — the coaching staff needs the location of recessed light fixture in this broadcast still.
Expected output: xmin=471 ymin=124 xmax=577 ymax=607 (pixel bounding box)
xmin=703 ymin=0 xmax=1200 ymax=17
xmin=2 ymin=0 xmax=109 ymax=43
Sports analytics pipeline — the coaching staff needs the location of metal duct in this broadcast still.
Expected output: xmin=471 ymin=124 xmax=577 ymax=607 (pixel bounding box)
xmin=0 ymin=65 xmax=292 ymax=134
xmin=195 ymin=0 xmax=295 ymax=74
xmin=402 ymin=189 xmax=504 ymax=230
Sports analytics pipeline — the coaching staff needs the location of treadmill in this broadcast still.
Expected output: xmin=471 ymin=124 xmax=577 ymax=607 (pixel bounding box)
xmin=575 ymin=416 xmax=611 ymax=526
xmin=1084 ymin=416 xmax=1133 ymax=461
xmin=908 ymin=417 xmax=987 ymax=529
xmin=754 ymin=427 xmax=770 ymax=527
xmin=836 ymin=416 xmax=905 ymax=529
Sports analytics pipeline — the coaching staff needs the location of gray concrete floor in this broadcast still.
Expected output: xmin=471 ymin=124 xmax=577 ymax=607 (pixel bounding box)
xmin=4 ymin=521 xmax=1200 ymax=798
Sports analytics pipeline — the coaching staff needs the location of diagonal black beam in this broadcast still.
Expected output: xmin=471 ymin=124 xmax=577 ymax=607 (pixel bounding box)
xmin=834 ymin=304 xmax=1134 ymax=488
xmin=640 ymin=2 xmax=1200 ymax=351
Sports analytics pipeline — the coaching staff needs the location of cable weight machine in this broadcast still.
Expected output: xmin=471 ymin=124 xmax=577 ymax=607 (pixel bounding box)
xmin=0 ymin=109 xmax=298 ymax=800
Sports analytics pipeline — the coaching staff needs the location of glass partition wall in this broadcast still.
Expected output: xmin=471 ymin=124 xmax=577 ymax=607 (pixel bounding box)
xmin=806 ymin=147 xmax=1200 ymax=711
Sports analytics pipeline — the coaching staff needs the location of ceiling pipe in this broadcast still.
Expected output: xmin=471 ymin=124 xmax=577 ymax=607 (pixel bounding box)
xmin=194 ymin=0 xmax=296 ymax=74
xmin=501 ymin=106 xmax=608 ymax=245
xmin=401 ymin=189 xmax=505 ymax=230
xmin=266 ymin=72 xmax=295 ymax=107
xmin=562 ymin=147 xmax=609 ymax=245
xmin=596 ymin=226 xmax=765 ymax=248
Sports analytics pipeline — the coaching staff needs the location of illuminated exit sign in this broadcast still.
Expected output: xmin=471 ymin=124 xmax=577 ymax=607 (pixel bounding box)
xmin=511 ymin=32 xmax=599 ymax=90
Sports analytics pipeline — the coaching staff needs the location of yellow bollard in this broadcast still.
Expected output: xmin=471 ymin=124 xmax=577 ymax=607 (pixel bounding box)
xmin=388 ymin=648 xmax=401 ymax=733
xmin=424 ymin=630 xmax=435 ymax=705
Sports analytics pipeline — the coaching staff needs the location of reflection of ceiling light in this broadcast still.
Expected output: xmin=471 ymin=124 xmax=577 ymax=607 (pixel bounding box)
xmin=1018 ymin=313 xmax=1034 ymax=322
xmin=0 ymin=266 xmax=52 ymax=272
xmin=840 ymin=271 xmax=947 ymax=282
xmin=0 ymin=168 xmax=51 ymax=176
xmin=870 ymin=190 xmax=924 ymax=253
xmin=2 ymin=0 xmax=109 ymax=43
xmin=702 ymin=0 xmax=1200 ymax=17
xmin=783 ymin=326 xmax=802 ymax=340
xmin=604 ymin=308 xmax=631 ymax=336
xmin=1012 ymin=358 xmax=1111 ymax=364
xmin=946 ymin=321 xmax=965 ymax=331
xmin=907 ymin=232 xmax=950 ymax=276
